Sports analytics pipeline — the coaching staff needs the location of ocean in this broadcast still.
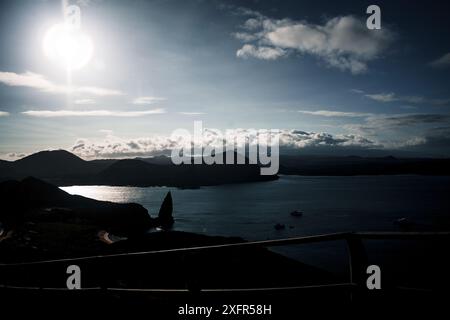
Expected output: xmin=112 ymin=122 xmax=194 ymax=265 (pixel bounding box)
xmin=61 ymin=175 xmax=450 ymax=275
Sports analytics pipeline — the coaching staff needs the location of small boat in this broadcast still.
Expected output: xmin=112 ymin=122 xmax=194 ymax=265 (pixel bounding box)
xmin=394 ymin=217 xmax=414 ymax=229
xmin=290 ymin=210 xmax=303 ymax=217
xmin=274 ymin=223 xmax=286 ymax=230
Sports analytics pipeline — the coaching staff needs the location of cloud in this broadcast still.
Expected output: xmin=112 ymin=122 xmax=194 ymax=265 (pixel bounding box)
xmin=75 ymin=99 xmax=96 ymax=105
xmin=364 ymin=92 xmax=397 ymax=102
xmin=278 ymin=130 xmax=376 ymax=149
xmin=363 ymin=92 xmax=450 ymax=106
xmin=243 ymin=18 xmax=263 ymax=30
xmin=22 ymin=109 xmax=165 ymax=118
xmin=65 ymin=117 xmax=450 ymax=158
xmin=236 ymin=44 xmax=286 ymax=60
xmin=420 ymin=127 xmax=450 ymax=149
xmin=0 ymin=111 xmax=10 ymax=117
xmin=430 ymin=52 xmax=450 ymax=69
xmin=69 ymin=128 xmax=379 ymax=159
xmin=233 ymin=32 xmax=259 ymax=42
xmin=387 ymin=127 xmax=450 ymax=155
xmin=70 ymin=136 xmax=179 ymax=159
xmin=132 ymin=96 xmax=166 ymax=105
xmin=298 ymin=110 xmax=372 ymax=117
xmin=344 ymin=113 xmax=450 ymax=140
xmin=368 ymin=114 xmax=450 ymax=127
xmin=0 ymin=152 xmax=27 ymax=161
xmin=0 ymin=71 xmax=123 ymax=96
xmin=0 ymin=71 xmax=53 ymax=90
xmin=233 ymin=11 xmax=394 ymax=74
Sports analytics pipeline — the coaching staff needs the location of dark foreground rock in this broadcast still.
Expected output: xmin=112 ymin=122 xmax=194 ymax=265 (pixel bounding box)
xmin=0 ymin=177 xmax=172 ymax=234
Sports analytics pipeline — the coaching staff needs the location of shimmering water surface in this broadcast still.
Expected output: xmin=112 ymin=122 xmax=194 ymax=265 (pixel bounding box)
xmin=61 ymin=175 xmax=450 ymax=274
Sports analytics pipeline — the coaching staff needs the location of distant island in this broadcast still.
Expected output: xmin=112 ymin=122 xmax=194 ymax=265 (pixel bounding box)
xmin=0 ymin=150 xmax=277 ymax=187
xmin=1 ymin=150 xmax=449 ymax=188
xmin=279 ymin=154 xmax=450 ymax=176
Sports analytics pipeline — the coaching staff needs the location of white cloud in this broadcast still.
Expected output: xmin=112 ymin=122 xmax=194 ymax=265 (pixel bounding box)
xmin=0 ymin=111 xmax=10 ymax=117
xmin=364 ymin=92 xmax=397 ymax=102
xmin=234 ymin=12 xmax=394 ymax=74
xmin=0 ymin=152 xmax=27 ymax=161
xmin=0 ymin=71 xmax=123 ymax=96
xmin=363 ymin=92 xmax=450 ymax=106
xmin=243 ymin=18 xmax=263 ymax=30
xmin=75 ymin=99 xmax=96 ymax=105
xmin=69 ymin=129 xmax=378 ymax=159
xmin=298 ymin=110 xmax=372 ymax=117
xmin=67 ymin=112 xmax=444 ymax=158
xmin=22 ymin=109 xmax=165 ymax=118
xmin=66 ymin=116 xmax=450 ymax=159
xmin=0 ymin=71 xmax=53 ymax=90
xmin=278 ymin=130 xmax=376 ymax=149
xmin=236 ymin=44 xmax=286 ymax=60
xmin=233 ymin=32 xmax=259 ymax=42
xmin=344 ymin=113 xmax=450 ymax=140
xmin=430 ymin=52 xmax=450 ymax=69
xmin=71 ymin=135 xmax=180 ymax=159
xmin=132 ymin=96 xmax=167 ymax=105
xmin=367 ymin=114 xmax=450 ymax=127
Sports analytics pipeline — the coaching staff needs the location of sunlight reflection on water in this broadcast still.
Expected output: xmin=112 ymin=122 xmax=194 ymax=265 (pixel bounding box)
xmin=61 ymin=175 xmax=450 ymax=274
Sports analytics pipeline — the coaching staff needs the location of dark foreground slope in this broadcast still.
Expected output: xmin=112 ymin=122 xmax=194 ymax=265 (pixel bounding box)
xmin=0 ymin=178 xmax=342 ymax=316
xmin=0 ymin=177 xmax=172 ymax=233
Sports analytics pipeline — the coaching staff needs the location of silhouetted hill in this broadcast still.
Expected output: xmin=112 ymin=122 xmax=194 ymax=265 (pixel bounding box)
xmin=139 ymin=151 xmax=253 ymax=166
xmin=101 ymin=158 xmax=163 ymax=178
xmin=1 ymin=150 xmax=449 ymax=187
xmin=15 ymin=150 xmax=85 ymax=169
xmin=0 ymin=159 xmax=15 ymax=179
xmin=0 ymin=150 xmax=276 ymax=187
xmin=98 ymin=155 xmax=275 ymax=187
xmin=1 ymin=150 xmax=111 ymax=182
xmin=137 ymin=155 xmax=173 ymax=165
xmin=279 ymin=155 xmax=450 ymax=176
xmin=0 ymin=177 xmax=172 ymax=233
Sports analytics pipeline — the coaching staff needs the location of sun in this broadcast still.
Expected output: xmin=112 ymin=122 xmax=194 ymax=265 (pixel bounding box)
xmin=43 ymin=23 xmax=94 ymax=71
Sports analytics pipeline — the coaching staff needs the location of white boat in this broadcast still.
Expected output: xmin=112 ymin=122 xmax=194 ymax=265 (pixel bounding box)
xmin=290 ymin=210 xmax=303 ymax=217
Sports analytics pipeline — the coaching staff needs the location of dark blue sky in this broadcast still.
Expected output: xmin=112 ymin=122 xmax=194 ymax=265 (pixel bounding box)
xmin=0 ymin=0 xmax=449 ymax=159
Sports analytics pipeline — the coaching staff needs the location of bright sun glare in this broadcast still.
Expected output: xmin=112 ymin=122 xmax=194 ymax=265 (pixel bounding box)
xmin=43 ymin=23 xmax=93 ymax=70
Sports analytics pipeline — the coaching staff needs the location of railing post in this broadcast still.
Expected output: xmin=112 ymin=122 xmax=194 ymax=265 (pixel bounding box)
xmin=0 ymin=265 xmax=4 ymax=288
xmin=346 ymin=233 xmax=368 ymax=303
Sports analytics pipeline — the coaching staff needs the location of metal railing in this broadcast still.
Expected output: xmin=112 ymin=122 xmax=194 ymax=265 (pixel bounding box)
xmin=1 ymin=231 xmax=449 ymax=294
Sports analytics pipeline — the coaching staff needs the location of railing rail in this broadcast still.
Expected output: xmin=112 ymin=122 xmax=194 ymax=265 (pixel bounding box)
xmin=1 ymin=231 xmax=449 ymax=295
xmin=1 ymin=231 xmax=448 ymax=267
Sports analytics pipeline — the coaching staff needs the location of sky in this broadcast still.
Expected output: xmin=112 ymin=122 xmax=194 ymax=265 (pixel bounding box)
xmin=0 ymin=0 xmax=450 ymax=159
